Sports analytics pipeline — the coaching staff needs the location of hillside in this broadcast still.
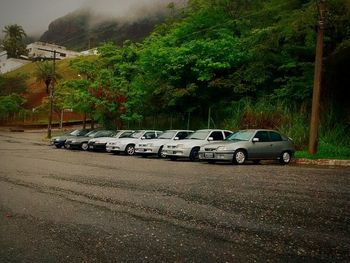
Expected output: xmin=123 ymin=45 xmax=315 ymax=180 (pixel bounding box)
xmin=6 ymin=59 xmax=81 ymax=109
xmin=39 ymin=10 xmax=164 ymax=51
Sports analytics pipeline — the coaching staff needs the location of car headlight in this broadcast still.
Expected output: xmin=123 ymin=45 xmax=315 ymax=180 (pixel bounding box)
xmin=216 ymin=146 xmax=227 ymax=151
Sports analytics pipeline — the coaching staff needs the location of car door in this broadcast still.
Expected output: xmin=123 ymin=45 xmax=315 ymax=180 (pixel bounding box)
xmin=269 ymin=131 xmax=285 ymax=158
xmin=249 ymin=131 xmax=274 ymax=159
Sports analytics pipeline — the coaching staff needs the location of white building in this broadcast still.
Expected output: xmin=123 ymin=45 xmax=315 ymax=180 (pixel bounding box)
xmin=27 ymin=42 xmax=80 ymax=60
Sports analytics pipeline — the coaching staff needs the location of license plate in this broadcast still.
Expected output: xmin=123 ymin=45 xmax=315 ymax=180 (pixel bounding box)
xmin=204 ymin=153 xmax=214 ymax=158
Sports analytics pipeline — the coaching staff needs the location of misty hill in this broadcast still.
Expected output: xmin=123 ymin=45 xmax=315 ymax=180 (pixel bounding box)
xmin=39 ymin=10 xmax=164 ymax=50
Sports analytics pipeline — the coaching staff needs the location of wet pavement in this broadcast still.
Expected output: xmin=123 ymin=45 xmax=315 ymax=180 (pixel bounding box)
xmin=0 ymin=131 xmax=349 ymax=262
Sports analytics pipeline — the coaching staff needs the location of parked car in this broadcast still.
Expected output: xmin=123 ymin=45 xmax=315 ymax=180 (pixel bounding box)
xmin=163 ymin=129 xmax=233 ymax=161
xmin=105 ymin=130 xmax=163 ymax=155
xmin=65 ymin=130 xmax=116 ymax=150
xmin=135 ymin=130 xmax=193 ymax=158
xmin=199 ymin=129 xmax=295 ymax=165
xmin=50 ymin=129 xmax=92 ymax=148
xmin=87 ymin=130 xmax=135 ymax=152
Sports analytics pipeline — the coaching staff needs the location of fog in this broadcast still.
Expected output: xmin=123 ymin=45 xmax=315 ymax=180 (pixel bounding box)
xmin=0 ymin=0 xmax=185 ymax=38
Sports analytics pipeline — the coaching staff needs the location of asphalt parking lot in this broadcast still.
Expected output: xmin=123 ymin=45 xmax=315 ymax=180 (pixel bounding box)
xmin=0 ymin=130 xmax=349 ymax=262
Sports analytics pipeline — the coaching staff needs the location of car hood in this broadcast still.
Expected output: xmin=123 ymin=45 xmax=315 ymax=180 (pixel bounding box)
xmin=107 ymin=137 xmax=140 ymax=144
xmin=68 ymin=136 xmax=91 ymax=142
xmin=166 ymin=139 xmax=214 ymax=148
xmin=200 ymin=140 xmax=247 ymax=150
xmin=52 ymin=135 xmax=77 ymax=141
xmin=89 ymin=137 xmax=115 ymax=144
xmin=138 ymin=138 xmax=172 ymax=146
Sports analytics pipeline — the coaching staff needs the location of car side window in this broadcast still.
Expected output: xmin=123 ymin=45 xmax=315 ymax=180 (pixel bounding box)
xmin=254 ymin=131 xmax=270 ymax=142
xmin=210 ymin=131 xmax=224 ymax=141
xmin=269 ymin=131 xmax=282 ymax=141
xmin=176 ymin=132 xmax=189 ymax=139
xmin=144 ymin=132 xmax=156 ymax=139
xmin=224 ymin=131 xmax=232 ymax=138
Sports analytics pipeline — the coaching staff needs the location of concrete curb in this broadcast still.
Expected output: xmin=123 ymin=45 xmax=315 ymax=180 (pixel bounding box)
xmin=294 ymin=158 xmax=350 ymax=167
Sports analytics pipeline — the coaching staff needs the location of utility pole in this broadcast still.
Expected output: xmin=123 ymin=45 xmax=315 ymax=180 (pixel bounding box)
xmin=38 ymin=48 xmax=61 ymax=138
xmin=309 ymin=0 xmax=326 ymax=154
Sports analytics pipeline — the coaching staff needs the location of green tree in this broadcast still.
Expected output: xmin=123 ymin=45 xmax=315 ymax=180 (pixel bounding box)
xmin=2 ymin=24 xmax=28 ymax=58
xmin=0 ymin=94 xmax=26 ymax=118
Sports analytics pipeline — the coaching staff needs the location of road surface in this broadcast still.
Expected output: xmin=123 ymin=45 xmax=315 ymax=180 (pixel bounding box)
xmin=0 ymin=131 xmax=349 ymax=262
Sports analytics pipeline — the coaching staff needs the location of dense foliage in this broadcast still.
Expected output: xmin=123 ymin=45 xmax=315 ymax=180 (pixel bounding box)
xmin=1 ymin=24 xmax=28 ymax=58
xmin=60 ymin=0 xmax=349 ymax=149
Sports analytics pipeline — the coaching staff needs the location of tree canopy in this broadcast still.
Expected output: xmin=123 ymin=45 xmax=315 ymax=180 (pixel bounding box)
xmin=2 ymin=24 xmax=28 ymax=58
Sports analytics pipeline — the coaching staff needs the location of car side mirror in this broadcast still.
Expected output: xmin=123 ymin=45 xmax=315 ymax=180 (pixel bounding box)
xmin=141 ymin=136 xmax=146 ymax=140
xmin=174 ymin=137 xmax=179 ymax=140
xmin=252 ymin=138 xmax=259 ymax=143
xmin=207 ymin=137 xmax=213 ymax=141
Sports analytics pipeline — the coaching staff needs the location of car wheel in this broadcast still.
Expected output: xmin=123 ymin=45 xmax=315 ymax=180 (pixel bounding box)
xmin=81 ymin=142 xmax=89 ymax=151
xmin=158 ymin=146 xmax=166 ymax=158
xmin=55 ymin=144 xmax=62 ymax=149
xmin=233 ymin=149 xmax=246 ymax=165
xmin=279 ymin=151 xmax=291 ymax=165
xmin=189 ymin=147 xmax=199 ymax=162
xmin=125 ymin=144 xmax=135 ymax=156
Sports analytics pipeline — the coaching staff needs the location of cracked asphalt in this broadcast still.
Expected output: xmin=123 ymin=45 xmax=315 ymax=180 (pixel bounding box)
xmin=0 ymin=130 xmax=349 ymax=262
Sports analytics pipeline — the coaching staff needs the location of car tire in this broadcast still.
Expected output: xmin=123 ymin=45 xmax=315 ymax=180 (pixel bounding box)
xmin=158 ymin=146 xmax=166 ymax=158
xmin=279 ymin=151 xmax=291 ymax=165
xmin=81 ymin=142 xmax=89 ymax=151
xmin=233 ymin=149 xmax=246 ymax=165
xmin=125 ymin=144 xmax=135 ymax=156
xmin=55 ymin=144 xmax=62 ymax=149
xmin=189 ymin=147 xmax=200 ymax=162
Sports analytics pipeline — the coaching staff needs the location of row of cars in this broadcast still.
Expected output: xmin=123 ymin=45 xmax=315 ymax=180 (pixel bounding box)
xmin=51 ymin=128 xmax=295 ymax=165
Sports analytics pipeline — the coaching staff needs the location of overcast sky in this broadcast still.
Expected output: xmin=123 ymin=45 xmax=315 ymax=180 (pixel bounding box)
xmin=0 ymin=0 xmax=182 ymax=38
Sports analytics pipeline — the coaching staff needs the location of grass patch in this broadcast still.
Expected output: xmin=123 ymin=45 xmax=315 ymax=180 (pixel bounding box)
xmin=295 ymin=142 xmax=350 ymax=160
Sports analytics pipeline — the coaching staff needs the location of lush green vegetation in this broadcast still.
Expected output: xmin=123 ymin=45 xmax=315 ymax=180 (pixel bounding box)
xmin=2 ymin=0 xmax=349 ymax=158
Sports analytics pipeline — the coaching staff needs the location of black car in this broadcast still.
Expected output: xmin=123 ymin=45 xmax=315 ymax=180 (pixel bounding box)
xmin=50 ymin=129 xmax=92 ymax=148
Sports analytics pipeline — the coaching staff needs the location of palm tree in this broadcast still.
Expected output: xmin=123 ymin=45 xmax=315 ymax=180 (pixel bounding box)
xmin=2 ymin=24 xmax=28 ymax=58
xmin=34 ymin=61 xmax=60 ymax=94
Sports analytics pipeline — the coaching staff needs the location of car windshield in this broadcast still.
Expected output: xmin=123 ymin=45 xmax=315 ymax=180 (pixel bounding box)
xmin=69 ymin=129 xmax=81 ymax=136
xmin=158 ymin=131 xmax=176 ymax=139
xmin=226 ymin=130 xmax=254 ymax=141
xmin=130 ymin=131 xmax=143 ymax=139
xmin=117 ymin=131 xmax=134 ymax=138
xmin=85 ymin=130 xmax=99 ymax=137
xmin=93 ymin=130 xmax=112 ymax=137
xmin=187 ymin=131 xmax=210 ymax=140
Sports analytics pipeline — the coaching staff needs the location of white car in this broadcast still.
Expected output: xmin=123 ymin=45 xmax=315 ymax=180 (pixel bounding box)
xmin=135 ymin=130 xmax=193 ymax=158
xmin=163 ymin=129 xmax=233 ymax=161
xmin=88 ymin=130 xmax=135 ymax=152
xmin=105 ymin=130 xmax=163 ymax=155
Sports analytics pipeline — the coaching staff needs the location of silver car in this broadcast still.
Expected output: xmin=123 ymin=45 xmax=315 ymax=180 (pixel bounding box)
xmin=105 ymin=130 xmax=163 ymax=156
xmin=135 ymin=130 xmax=193 ymax=158
xmin=163 ymin=129 xmax=233 ymax=161
xmin=199 ymin=129 xmax=295 ymax=165
xmin=88 ymin=130 xmax=135 ymax=152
